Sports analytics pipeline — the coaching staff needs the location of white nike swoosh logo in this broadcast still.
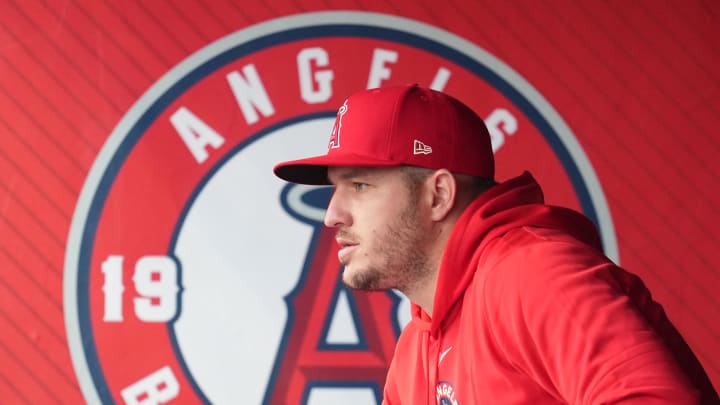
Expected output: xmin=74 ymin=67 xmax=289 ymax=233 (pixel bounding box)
xmin=439 ymin=346 xmax=453 ymax=364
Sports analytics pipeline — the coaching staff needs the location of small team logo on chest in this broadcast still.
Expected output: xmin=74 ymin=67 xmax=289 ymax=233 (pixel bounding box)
xmin=437 ymin=381 xmax=460 ymax=405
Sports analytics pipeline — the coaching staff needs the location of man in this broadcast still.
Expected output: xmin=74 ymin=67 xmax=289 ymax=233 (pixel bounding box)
xmin=273 ymin=84 xmax=718 ymax=404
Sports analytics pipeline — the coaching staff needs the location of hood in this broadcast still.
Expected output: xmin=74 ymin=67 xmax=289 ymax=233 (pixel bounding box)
xmin=412 ymin=171 xmax=603 ymax=334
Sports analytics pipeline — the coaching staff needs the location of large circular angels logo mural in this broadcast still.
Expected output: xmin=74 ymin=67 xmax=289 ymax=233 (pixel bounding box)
xmin=64 ymin=11 xmax=615 ymax=405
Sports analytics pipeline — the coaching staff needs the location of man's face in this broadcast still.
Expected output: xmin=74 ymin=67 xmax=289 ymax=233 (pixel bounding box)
xmin=325 ymin=166 xmax=432 ymax=292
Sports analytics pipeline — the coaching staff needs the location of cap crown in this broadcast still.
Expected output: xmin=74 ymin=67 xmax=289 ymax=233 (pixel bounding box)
xmin=273 ymin=84 xmax=494 ymax=185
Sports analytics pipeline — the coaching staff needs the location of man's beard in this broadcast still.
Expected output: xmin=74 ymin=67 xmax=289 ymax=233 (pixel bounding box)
xmin=344 ymin=197 xmax=430 ymax=292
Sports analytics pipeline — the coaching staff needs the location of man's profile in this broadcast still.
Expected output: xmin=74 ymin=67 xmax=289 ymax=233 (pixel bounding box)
xmin=273 ymin=84 xmax=719 ymax=404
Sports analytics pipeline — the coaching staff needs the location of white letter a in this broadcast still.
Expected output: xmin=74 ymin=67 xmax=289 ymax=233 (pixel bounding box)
xmin=170 ymin=106 xmax=225 ymax=164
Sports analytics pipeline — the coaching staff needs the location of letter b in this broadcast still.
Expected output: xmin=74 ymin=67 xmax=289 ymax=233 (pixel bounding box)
xmin=121 ymin=366 xmax=180 ymax=405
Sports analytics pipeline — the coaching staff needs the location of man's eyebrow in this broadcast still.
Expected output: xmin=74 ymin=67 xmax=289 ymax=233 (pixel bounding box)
xmin=333 ymin=167 xmax=373 ymax=181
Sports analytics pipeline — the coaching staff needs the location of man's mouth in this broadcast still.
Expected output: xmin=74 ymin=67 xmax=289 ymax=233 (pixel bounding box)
xmin=336 ymin=237 xmax=357 ymax=264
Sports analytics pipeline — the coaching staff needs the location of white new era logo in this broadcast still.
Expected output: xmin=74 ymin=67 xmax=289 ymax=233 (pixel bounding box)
xmin=413 ymin=140 xmax=432 ymax=155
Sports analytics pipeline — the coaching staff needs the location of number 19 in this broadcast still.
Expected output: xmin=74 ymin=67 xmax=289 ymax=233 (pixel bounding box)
xmin=101 ymin=255 xmax=181 ymax=322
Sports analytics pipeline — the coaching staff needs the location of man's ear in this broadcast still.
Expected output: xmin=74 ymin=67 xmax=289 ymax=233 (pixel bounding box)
xmin=427 ymin=169 xmax=457 ymax=222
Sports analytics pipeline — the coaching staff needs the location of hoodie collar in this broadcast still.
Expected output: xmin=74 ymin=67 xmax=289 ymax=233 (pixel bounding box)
xmin=411 ymin=171 xmax=602 ymax=333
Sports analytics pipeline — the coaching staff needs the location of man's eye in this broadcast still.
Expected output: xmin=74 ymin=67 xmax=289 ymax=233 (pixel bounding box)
xmin=353 ymin=182 xmax=368 ymax=191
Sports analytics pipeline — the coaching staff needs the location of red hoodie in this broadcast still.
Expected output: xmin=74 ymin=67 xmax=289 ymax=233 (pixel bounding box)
xmin=382 ymin=172 xmax=718 ymax=405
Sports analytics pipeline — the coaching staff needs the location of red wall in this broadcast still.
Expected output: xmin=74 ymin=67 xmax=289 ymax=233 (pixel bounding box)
xmin=0 ymin=1 xmax=717 ymax=403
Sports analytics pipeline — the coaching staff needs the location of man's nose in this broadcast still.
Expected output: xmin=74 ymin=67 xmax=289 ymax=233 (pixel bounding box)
xmin=323 ymin=190 xmax=350 ymax=228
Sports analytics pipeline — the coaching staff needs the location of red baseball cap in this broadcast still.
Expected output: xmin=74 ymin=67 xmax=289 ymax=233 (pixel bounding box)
xmin=273 ymin=84 xmax=494 ymax=185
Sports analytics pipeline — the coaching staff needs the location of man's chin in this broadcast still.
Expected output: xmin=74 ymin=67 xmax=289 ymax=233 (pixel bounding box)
xmin=340 ymin=267 xmax=360 ymax=289
xmin=341 ymin=266 xmax=384 ymax=291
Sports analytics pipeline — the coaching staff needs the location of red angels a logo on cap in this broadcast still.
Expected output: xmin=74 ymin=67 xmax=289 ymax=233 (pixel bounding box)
xmin=328 ymin=99 xmax=348 ymax=149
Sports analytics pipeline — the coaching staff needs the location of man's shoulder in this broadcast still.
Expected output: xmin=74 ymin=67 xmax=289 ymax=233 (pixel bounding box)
xmin=473 ymin=225 xmax=612 ymax=298
xmin=486 ymin=225 xmax=606 ymax=268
